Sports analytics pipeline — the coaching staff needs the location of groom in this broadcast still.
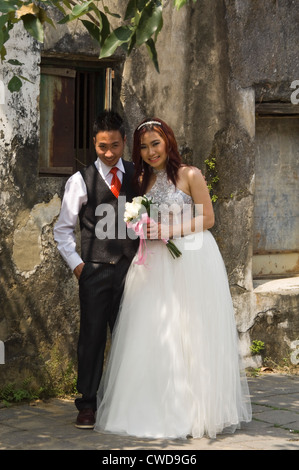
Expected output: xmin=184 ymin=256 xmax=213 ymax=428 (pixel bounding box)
xmin=54 ymin=111 xmax=138 ymax=428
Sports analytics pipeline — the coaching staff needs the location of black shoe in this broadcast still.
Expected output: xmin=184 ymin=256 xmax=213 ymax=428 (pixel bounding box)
xmin=75 ymin=408 xmax=95 ymax=429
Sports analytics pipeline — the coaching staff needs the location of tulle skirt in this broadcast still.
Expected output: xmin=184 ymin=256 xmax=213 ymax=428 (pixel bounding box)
xmin=95 ymin=231 xmax=252 ymax=439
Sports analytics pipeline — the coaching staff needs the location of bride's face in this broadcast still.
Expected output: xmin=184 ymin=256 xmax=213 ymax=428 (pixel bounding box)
xmin=140 ymin=130 xmax=168 ymax=171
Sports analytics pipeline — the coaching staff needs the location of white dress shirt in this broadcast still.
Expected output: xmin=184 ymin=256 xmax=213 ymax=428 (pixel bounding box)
xmin=54 ymin=158 xmax=125 ymax=271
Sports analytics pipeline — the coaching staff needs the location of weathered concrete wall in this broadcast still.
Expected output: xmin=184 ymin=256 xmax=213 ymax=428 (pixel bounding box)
xmin=223 ymin=0 xmax=299 ymax=367
xmin=0 ymin=24 xmax=80 ymax=386
xmin=0 ymin=1 xmax=298 ymax=389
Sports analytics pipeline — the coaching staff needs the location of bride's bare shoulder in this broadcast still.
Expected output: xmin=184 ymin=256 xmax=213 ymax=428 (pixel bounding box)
xmin=178 ymin=165 xmax=204 ymax=182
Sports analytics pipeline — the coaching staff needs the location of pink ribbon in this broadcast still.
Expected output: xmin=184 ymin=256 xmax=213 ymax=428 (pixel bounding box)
xmin=127 ymin=213 xmax=151 ymax=265
xmin=127 ymin=213 xmax=168 ymax=266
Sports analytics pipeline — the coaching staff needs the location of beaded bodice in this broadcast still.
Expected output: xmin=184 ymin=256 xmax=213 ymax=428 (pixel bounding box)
xmin=146 ymin=169 xmax=193 ymax=224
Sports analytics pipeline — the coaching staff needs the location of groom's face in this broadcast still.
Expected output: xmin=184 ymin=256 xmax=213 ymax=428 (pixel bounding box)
xmin=93 ymin=130 xmax=126 ymax=167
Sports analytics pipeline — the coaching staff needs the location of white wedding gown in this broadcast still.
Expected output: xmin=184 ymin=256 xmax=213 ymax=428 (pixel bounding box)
xmin=94 ymin=170 xmax=252 ymax=439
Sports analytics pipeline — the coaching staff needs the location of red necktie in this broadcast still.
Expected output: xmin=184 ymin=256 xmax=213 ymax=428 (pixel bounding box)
xmin=110 ymin=167 xmax=121 ymax=198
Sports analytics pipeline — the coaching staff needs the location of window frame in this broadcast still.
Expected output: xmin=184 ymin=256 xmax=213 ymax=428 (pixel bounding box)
xmin=39 ymin=56 xmax=115 ymax=176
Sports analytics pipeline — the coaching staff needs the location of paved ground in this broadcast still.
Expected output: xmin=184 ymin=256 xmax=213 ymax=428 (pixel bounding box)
xmin=0 ymin=373 xmax=299 ymax=451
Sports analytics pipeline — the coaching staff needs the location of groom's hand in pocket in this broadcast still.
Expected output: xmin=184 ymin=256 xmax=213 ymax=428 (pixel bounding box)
xmin=74 ymin=262 xmax=85 ymax=280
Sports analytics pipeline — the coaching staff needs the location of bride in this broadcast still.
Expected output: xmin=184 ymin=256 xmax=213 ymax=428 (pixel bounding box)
xmin=94 ymin=118 xmax=252 ymax=439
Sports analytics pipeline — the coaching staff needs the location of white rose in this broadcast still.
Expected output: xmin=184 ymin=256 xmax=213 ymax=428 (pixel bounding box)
xmin=124 ymin=197 xmax=147 ymax=222
xmin=133 ymin=196 xmax=144 ymax=205
xmin=124 ymin=201 xmax=141 ymax=221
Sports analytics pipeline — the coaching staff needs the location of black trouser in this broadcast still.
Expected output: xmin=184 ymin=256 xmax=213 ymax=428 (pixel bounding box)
xmin=75 ymin=257 xmax=131 ymax=411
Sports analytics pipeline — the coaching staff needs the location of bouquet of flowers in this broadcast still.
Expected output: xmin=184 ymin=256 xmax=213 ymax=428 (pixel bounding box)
xmin=124 ymin=195 xmax=182 ymax=265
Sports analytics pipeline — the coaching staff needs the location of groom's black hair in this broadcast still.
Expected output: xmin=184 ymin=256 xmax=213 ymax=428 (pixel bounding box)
xmin=93 ymin=110 xmax=125 ymax=140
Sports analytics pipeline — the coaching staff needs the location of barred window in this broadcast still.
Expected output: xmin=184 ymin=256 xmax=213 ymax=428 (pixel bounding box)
xmin=39 ymin=58 xmax=113 ymax=176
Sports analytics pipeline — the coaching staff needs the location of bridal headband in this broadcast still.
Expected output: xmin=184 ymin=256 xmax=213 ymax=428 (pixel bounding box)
xmin=137 ymin=120 xmax=162 ymax=131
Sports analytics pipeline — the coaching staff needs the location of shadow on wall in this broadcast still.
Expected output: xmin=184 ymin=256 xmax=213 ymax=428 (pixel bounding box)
xmin=0 ymin=229 xmax=80 ymax=393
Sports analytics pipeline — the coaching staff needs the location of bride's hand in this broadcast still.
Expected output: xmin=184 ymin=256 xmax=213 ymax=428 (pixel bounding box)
xmin=146 ymin=220 xmax=159 ymax=239
xmin=146 ymin=221 xmax=171 ymax=240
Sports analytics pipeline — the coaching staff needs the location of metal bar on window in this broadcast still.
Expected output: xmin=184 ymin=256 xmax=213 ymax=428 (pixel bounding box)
xmin=83 ymin=72 xmax=88 ymax=166
xmin=75 ymin=72 xmax=80 ymax=165
xmin=105 ymin=68 xmax=113 ymax=110
xmin=89 ymin=73 xmax=95 ymax=153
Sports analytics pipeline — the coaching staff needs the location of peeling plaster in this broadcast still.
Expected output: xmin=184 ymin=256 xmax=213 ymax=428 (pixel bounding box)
xmin=12 ymin=194 xmax=61 ymax=276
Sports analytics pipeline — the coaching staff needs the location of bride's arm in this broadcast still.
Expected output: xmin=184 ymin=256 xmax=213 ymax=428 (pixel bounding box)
xmin=173 ymin=166 xmax=215 ymax=237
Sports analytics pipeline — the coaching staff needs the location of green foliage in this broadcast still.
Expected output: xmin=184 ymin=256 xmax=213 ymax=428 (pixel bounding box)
xmin=0 ymin=348 xmax=77 ymax=405
xmin=7 ymin=74 xmax=22 ymax=92
xmin=40 ymin=347 xmax=78 ymax=397
xmin=250 ymin=340 xmax=265 ymax=356
xmin=0 ymin=378 xmax=42 ymax=405
xmin=204 ymin=155 xmax=219 ymax=203
xmin=0 ymin=0 xmax=199 ymax=91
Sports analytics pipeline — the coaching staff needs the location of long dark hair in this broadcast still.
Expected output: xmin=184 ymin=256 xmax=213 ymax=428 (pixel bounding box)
xmin=132 ymin=118 xmax=182 ymax=195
